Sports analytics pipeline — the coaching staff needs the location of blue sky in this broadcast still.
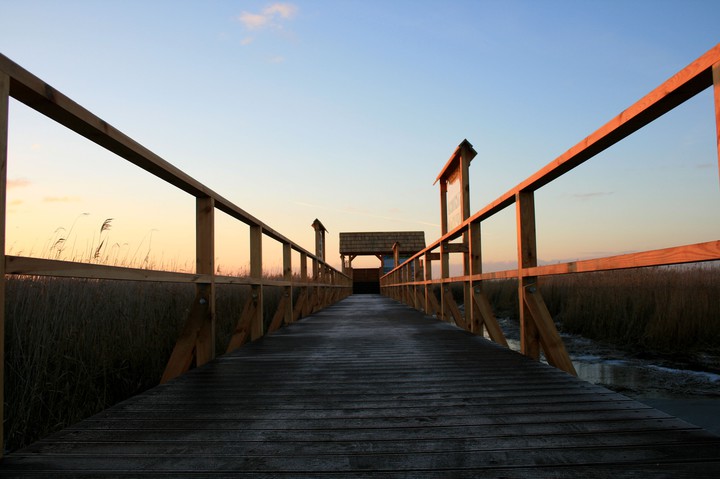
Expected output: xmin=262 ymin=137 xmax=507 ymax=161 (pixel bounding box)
xmin=1 ymin=0 xmax=719 ymax=273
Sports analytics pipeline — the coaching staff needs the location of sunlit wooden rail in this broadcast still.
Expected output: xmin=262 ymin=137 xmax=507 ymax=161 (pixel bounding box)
xmin=0 ymin=53 xmax=351 ymax=456
xmin=381 ymin=43 xmax=720 ymax=375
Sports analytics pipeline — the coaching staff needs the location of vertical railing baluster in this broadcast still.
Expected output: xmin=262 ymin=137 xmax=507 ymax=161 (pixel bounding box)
xmin=195 ymin=196 xmax=216 ymax=365
xmin=462 ymin=226 xmax=471 ymax=332
xmin=250 ymin=225 xmax=264 ymax=340
xmin=284 ymin=243 xmax=292 ymax=325
xmin=516 ymin=190 xmax=576 ymax=374
xmin=439 ymin=173 xmax=449 ymax=322
xmin=413 ymin=258 xmax=421 ymax=310
xmin=161 ymin=196 xmax=215 ymax=382
xmin=516 ymin=190 xmax=541 ymax=359
xmin=469 ymin=220 xmax=482 ymax=334
xmin=424 ymin=251 xmax=435 ymax=316
xmin=300 ymin=252 xmax=310 ymax=317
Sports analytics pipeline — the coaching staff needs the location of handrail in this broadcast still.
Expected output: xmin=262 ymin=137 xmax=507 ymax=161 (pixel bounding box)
xmin=380 ymin=43 xmax=720 ymax=376
xmin=0 ymin=53 xmax=351 ymax=456
xmin=0 ymin=53 xmax=324 ymax=256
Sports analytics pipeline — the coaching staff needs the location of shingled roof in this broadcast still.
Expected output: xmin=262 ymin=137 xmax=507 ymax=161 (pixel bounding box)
xmin=339 ymin=231 xmax=426 ymax=256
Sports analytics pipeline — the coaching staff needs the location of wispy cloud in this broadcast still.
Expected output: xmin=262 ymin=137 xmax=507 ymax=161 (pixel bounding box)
xmin=43 ymin=196 xmax=82 ymax=203
xmin=265 ymin=3 xmax=297 ymax=19
xmin=8 ymin=178 xmax=31 ymax=189
xmin=237 ymin=3 xmax=298 ymax=30
xmin=268 ymin=55 xmax=286 ymax=64
xmin=696 ymin=163 xmax=714 ymax=169
xmin=572 ymin=191 xmax=613 ymax=200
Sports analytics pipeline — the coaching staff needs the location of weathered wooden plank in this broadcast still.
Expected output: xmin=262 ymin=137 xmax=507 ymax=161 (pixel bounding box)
xmin=523 ymin=285 xmax=578 ymax=375
xmin=472 ymin=289 xmax=509 ymax=347
xmin=159 ymin=289 xmax=213 ymax=383
xmin=292 ymin=288 xmax=307 ymax=321
xmin=2 ymin=295 xmax=718 ymax=478
xmin=225 ymin=296 xmax=256 ymax=353
xmin=523 ymin=240 xmax=720 ymax=277
xmin=109 ymin=393 xmax=637 ymax=411
xmin=267 ymin=294 xmax=289 ymax=333
xmin=26 ymin=417 xmax=703 ymax=445
xmin=5 ymin=255 xmax=213 ymax=282
xmin=442 ymin=288 xmax=467 ymax=329
xmin=1 ymin=463 xmax=718 ymax=479
xmin=17 ymin=428 xmax=719 ymax=456
xmin=85 ymin=400 xmax=659 ymax=421
xmin=4 ymin=442 xmax=720 ymax=473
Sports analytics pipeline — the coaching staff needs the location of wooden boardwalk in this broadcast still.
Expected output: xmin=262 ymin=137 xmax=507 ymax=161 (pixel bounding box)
xmin=2 ymin=295 xmax=719 ymax=478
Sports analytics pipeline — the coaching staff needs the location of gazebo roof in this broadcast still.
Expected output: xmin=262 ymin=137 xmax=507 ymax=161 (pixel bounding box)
xmin=339 ymin=231 xmax=426 ymax=256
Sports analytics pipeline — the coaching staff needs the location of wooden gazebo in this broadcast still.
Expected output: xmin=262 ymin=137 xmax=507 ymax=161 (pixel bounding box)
xmin=339 ymin=231 xmax=426 ymax=293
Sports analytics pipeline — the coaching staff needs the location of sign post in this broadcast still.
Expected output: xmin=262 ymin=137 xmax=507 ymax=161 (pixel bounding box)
xmin=434 ymin=139 xmax=477 ymax=323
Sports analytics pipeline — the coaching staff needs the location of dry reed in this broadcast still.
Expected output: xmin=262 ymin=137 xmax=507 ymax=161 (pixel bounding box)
xmin=466 ymin=265 xmax=720 ymax=355
xmin=5 ymin=276 xmax=284 ymax=452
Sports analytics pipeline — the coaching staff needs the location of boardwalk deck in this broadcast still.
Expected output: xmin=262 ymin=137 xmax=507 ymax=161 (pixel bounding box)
xmin=2 ymin=295 xmax=719 ymax=477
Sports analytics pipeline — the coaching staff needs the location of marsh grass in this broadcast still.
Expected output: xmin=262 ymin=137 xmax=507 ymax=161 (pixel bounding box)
xmin=459 ymin=265 xmax=720 ymax=355
xmin=542 ymin=265 xmax=720 ymax=354
xmin=5 ymin=276 xmax=284 ymax=452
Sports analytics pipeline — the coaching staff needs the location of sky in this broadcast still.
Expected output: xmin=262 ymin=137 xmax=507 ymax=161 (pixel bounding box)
xmin=1 ymin=0 xmax=719 ymax=275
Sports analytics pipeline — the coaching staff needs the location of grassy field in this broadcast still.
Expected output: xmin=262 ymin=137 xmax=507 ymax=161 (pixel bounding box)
xmin=4 ymin=276 xmax=285 ymax=452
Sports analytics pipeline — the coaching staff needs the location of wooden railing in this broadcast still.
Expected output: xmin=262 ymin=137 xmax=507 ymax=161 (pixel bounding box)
xmin=381 ymin=44 xmax=720 ymax=375
xmin=0 ymin=54 xmax=352 ymax=455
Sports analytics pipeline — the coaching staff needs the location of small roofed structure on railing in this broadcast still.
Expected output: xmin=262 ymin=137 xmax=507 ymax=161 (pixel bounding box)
xmin=311 ymin=218 xmax=327 ymax=261
xmin=340 ymin=231 xmax=426 ymax=293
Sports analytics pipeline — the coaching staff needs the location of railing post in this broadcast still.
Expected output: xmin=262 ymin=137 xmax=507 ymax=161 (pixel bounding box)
xmin=516 ymin=190 xmax=541 ymax=359
xmin=311 ymin=257 xmax=319 ymax=313
xmin=459 ymin=142 xmax=473 ymax=330
xmin=469 ymin=221 xmax=482 ymax=334
xmin=292 ymin=252 xmax=308 ymax=320
xmin=282 ymin=243 xmax=293 ymax=325
xmin=0 ymin=70 xmax=9 ymax=459
xmin=301 ymin=252 xmax=310 ymax=316
xmin=424 ymin=251 xmax=433 ymax=315
xmin=469 ymin=220 xmax=508 ymax=346
xmin=413 ymin=257 xmax=422 ymax=310
xmin=439 ymin=175 xmax=449 ymax=322
xmin=440 ymin=244 xmax=449 ymax=322
xmin=462 ymin=228 xmax=472 ymax=331
xmin=250 ymin=225 xmax=264 ymax=340
xmin=713 ymin=62 xmax=720 ymax=186
xmin=516 ymin=190 xmax=576 ymax=374
xmin=161 ymin=196 xmax=215 ymax=382
xmin=268 ymin=242 xmax=293 ymax=333
xmin=195 ymin=196 xmax=216 ymax=364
